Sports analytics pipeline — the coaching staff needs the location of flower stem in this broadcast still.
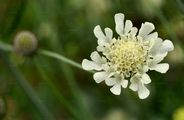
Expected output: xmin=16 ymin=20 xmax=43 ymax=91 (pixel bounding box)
xmin=176 ymin=0 xmax=184 ymax=13
xmin=0 ymin=41 xmax=13 ymax=51
xmin=0 ymin=41 xmax=84 ymax=70
xmin=38 ymin=49 xmax=83 ymax=70
xmin=0 ymin=50 xmax=55 ymax=120
xmin=0 ymin=41 xmax=94 ymax=74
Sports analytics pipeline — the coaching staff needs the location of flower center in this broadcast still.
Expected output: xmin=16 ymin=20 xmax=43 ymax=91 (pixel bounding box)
xmin=106 ymin=36 xmax=148 ymax=77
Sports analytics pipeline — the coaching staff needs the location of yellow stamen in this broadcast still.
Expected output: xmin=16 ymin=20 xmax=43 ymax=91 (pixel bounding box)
xmin=106 ymin=36 xmax=148 ymax=77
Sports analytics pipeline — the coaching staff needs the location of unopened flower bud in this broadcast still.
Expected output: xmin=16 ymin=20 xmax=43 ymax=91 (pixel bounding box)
xmin=14 ymin=31 xmax=38 ymax=56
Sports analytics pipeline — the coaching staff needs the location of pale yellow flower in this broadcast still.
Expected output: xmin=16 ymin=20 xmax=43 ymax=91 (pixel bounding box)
xmin=82 ymin=13 xmax=174 ymax=99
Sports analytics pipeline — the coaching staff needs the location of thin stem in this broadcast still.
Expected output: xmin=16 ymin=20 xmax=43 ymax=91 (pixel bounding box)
xmin=0 ymin=41 xmax=83 ymax=70
xmin=4 ymin=0 xmax=27 ymax=36
xmin=0 ymin=50 xmax=55 ymax=120
xmin=176 ymin=0 xmax=184 ymax=13
xmin=34 ymin=58 xmax=81 ymax=120
xmin=0 ymin=41 xmax=93 ymax=73
xmin=0 ymin=41 xmax=13 ymax=51
xmin=38 ymin=49 xmax=83 ymax=70
xmin=156 ymin=11 xmax=179 ymax=42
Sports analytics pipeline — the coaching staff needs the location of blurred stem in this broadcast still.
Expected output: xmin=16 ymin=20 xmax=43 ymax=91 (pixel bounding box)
xmin=4 ymin=0 xmax=27 ymax=37
xmin=38 ymin=49 xmax=83 ymax=70
xmin=0 ymin=50 xmax=55 ymax=120
xmin=0 ymin=41 xmax=13 ymax=51
xmin=0 ymin=40 xmax=93 ymax=119
xmin=34 ymin=58 xmax=81 ymax=120
xmin=60 ymin=63 xmax=93 ymax=120
xmin=0 ymin=41 xmax=92 ymax=73
xmin=176 ymin=0 xmax=184 ymax=13
xmin=39 ymin=37 xmax=94 ymax=119
xmin=148 ymin=1 xmax=180 ymax=45
xmin=156 ymin=10 xmax=179 ymax=42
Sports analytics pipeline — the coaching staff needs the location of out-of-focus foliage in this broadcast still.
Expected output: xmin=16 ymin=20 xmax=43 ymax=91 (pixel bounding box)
xmin=0 ymin=0 xmax=184 ymax=120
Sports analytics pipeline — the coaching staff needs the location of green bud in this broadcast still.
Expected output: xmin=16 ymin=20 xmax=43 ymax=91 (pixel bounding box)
xmin=14 ymin=31 xmax=38 ymax=56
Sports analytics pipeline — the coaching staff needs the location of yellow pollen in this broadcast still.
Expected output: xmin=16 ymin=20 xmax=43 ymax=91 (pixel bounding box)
xmin=107 ymin=37 xmax=147 ymax=77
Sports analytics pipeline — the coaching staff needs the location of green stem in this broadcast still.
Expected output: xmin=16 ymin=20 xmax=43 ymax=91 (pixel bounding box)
xmin=0 ymin=41 xmax=85 ymax=71
xmin=0 ymin=50 xmax=55 ymax=120
xmin=4 ymin=0 xmax=27 ymax=36
xmin=0 ymin=41 xmax=13 ymax=51
xmin=38 ymin=49 xmax=83 ymax=70
xmin=34 ymin=58 xmax=81 ymax=120
xmin=176 ymin=0 xmax=184 ymax=13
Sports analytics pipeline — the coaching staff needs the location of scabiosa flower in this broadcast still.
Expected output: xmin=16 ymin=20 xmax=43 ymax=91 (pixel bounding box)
xmin=82 ymin=13 xmax=174 ymax=99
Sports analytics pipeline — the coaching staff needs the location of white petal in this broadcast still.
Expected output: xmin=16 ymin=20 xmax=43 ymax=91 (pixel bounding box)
xmin=94 ymin=25 xmax=106 ymax=39
xmin=105 ymin=28 xmax=113 ymax=41
xmin=130 ymin=27 xmax=138 ymax=36
xmin=105 ymin=78 xmax=116 ymax=86
xmin=150 ymin=38 xmax=163 ymax=55
xmin=142 ymin=65 xmax=149 ymax=72
xmin=149 ymin=53 xmax=167 ymax=66
xmin=110 ymin=84 xmax=121 ymax=95
xmin=124 ymin=20 xmax=133 ymax=34
xmin=121 ymin=80 xmax=128 ymax=88
xmin=150 ymin=63 xmax=169 ymax=73
xmin=90 ymin=51 xmax=103 ymax=63
xmin=115 ymin=13 xmax=124 ymax=36
xmin=129 ymin=79 xmax=138 ymax=91
xmin=93 ymin=71 xmax=109 ymax=83
xmin=97 ymin=46 xmax=105 ymax=52
xmin=97 ymin=39 xmax=106 ymax=46
xmin=158 ymin=40 xmax=174 ymax=54
xmin=141 ymin=73 xmax=151 ymax=84
xmin=82 ymin=59 xmax=102 ymax=70
xmin=144 ymin=32 xmax=158 ymax=41
xmin=138 ymin=83 xmax=150 ymax=99
xmin=94 ymin=25 xmax=106 ymax=46
xmin=138 ymin=22 xmax=155 ymax=38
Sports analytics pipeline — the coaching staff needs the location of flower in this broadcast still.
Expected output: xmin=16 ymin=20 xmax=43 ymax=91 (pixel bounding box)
xmin=82 ymin=13 xmax=174 ymax=99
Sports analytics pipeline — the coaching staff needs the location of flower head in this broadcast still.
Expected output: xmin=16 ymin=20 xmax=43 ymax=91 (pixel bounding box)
xmin=82 ymin=13 xmax=174 ymax=99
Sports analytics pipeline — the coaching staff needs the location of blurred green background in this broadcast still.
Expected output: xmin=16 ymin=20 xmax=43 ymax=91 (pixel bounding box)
xmin=0 ymin=0 xmax=184 ymax=120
